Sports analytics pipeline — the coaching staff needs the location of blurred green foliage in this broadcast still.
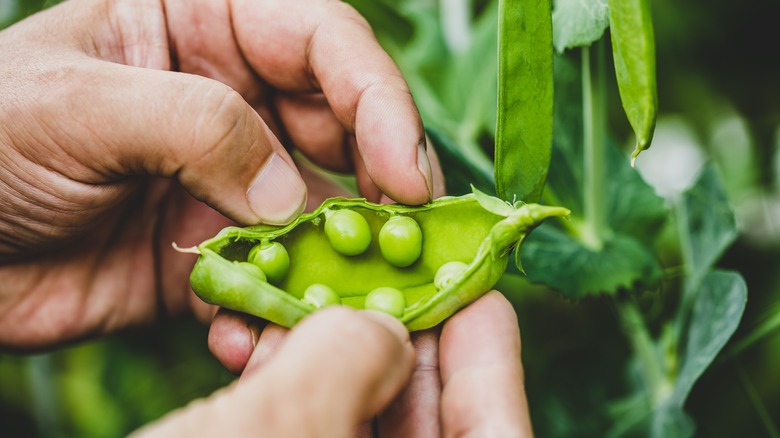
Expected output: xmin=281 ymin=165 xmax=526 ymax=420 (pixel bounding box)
xmin=2 ymin=0 xmax=780 ymax=436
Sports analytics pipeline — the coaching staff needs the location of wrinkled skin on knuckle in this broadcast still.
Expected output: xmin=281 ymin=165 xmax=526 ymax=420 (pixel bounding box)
xmin=190 ymin=84 xmax=252 ymax=159
xmin=174 ymin=82 xmax=263 ymax=192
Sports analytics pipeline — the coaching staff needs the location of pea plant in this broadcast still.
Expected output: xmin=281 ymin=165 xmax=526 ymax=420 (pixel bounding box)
xmin=348 ymin=0 xmax=747 ymax=436
xmin=0 ymin=1 xmax=759 ymax=436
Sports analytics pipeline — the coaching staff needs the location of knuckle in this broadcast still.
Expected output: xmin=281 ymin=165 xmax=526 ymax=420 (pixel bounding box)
xmin=190 ymin=83 xmax=252 ymax=158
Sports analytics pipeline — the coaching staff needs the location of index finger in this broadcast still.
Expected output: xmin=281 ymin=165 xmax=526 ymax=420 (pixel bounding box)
xmin=231 ymin=0 xmax=433 ymax=204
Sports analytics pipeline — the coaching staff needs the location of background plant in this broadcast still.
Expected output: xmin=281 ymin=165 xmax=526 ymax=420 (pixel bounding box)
xmin=2 ymin=0 xmax=779 ymax=436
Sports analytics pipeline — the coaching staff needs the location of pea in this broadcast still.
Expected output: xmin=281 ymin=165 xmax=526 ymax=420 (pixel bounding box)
xmin=434 ymin=261 xmax=469 ymax=291
xmin=324 ymin=209 xmax=372 ymax=256
xmin=379 ymin=215 xmax=422 ymax=268
xmin=364 ymin=286 xmax=406 ymax=318
xmin=235 ymin=261 xmax=267 ymax=282
xmin=303 ymin=284 xmax=341 ymax=308
xmin=248 ymin=241 xmax=290 ymax=284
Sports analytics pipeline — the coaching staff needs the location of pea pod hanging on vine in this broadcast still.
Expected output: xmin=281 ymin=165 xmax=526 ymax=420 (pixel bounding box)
xmin=495 ymin=0 xmax=554 ymax=203
xmin=609 ymin=0 xmax=658 ymax=165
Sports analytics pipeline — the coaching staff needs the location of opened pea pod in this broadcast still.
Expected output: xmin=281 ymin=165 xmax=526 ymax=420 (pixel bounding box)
xmin=182 ymin=187 xmax=568 ymax=331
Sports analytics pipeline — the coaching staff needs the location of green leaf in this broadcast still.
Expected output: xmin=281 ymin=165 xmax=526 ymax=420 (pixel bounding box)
xmin=472 ymin=185 xmax=515 ymax=217
xmin=552 ymin=0 xmax=609 ymax=53
xmin=529 ymin=139 xmax=666 ymax=298
xmin=604 ymin=140 xmax=667 ymax=243
xmin=521 ymin=52 xmax=666 ymax=297
xmin=677 ymin=165 xmax=738 ymax=292
xmin=495 ymin=0 xmax=554 ymax=203
xmin=672 ymin=270 xmax=747 ymax=405
xmin=608 ymin=0 xmax=658 ymax=163
xmin=520 ymin=227 xmax=661 ymax=297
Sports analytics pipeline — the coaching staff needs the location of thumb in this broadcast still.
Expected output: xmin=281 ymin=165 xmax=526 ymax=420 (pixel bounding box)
xmin=51 ymin=59 xmax=306 ymax=225
xmin=132 ymin=308 xmax=415 ymax=437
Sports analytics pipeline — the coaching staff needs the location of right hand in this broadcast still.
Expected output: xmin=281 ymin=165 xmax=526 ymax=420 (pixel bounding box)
xmin=203 ymin=291 xmax=535 ymax=437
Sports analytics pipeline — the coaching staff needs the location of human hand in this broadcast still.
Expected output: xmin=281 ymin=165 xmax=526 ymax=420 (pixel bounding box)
xmin=130 ymin=307 xmax=416 ymax=437
xmin=206 ymin=291 xmax=534 ymax=437
xmin=0 ymin=0 xmax=441 ymax=349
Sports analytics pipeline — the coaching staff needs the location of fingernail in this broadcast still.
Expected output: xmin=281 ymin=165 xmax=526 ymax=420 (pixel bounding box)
xmin=247 ymin=154 xmax=307 ymax=225
xmin=247 ymin=322 xmax=261 ymax=347
xmin=417 ymin=139 xmax=433 ymax=201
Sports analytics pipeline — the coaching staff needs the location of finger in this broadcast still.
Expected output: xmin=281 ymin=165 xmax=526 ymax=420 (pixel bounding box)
xmin=40 ymin=58 xmax=306 ymax=225
xmin=258 ymin=308 xmax=414 ymax=424
xmin=439 ymin=291 xmax=534 ymax=437
xmin=377 ymin=328 xmax=442 ymax=437
xmin=426 ymin=136 xmax=447 ymax=198
xmin=377 ymin=136 xmax=447 ymax=204
xmin=351 ymin=136 xmax=384 ymax=203
xmin=275 ymin=93 xmax=352 ymax=173
xmin=137 ymin=308 xmax=413 ymax=437
xmin=231 ymin=0 xmax=433 ymax=204
xmin=207 ymin=309 xmax=264 ymax=375
xmin=240 ymin=322 xmax=289 ymax=378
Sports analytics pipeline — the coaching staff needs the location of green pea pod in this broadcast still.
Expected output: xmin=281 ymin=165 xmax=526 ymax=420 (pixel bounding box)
xmin=495 ymin=0 xmax=554 ymax=203
xmin=186 ymin=188 xmax=569 ymax=331
xmin=608 ymin=0 xmax=657 ymax=165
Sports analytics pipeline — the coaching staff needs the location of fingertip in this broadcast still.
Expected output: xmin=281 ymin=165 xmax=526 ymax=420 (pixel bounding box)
xmin=440 ymin=290 xmax=522 ymax=378
xmin=424 ymin=134 xmax=447 ymax=198
xmin=417 ymin=139 xmax=434 ymax=201
xmin=439 ymin=291 xmax=531 ymax=437
xmin=359 ymin=310 xmax=412 ymax=348
xmin=246 ymin=153 xmax=308 ymax=225
xmin=208 ymin=309 xmax=263 ymax=375
xmin=354 ymin=87 xmax=430 ymax=206
xmin=263 ymin=306 xmax=415 ymax=422
xmin=241 ymin=323 xmax=289 ymax=379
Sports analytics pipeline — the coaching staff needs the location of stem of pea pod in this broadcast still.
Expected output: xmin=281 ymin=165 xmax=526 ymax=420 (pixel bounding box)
xmin=580 ymin=40 xmax=608 ymax=250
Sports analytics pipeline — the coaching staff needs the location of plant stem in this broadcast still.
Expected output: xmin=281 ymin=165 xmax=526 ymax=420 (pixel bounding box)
xmin=440 ymin=0 xmax=472 ymax=53
xmin=735 ymin=359 xmax=780 ymax=438
xmin=581 ymin=41 xmax=607 ymax=249
xmin=672 ymin=195 xmax=698 ymax=343
xmin=617 ymin=299 xmax=669 ymax=404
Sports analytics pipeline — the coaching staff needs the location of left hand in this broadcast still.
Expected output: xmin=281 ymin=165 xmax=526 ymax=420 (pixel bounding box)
xmin=0 ymin=0 xmax=443 ymax=350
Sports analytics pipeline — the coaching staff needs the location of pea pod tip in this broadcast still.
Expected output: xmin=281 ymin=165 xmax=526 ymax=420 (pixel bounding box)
xmin=172 ymin=242 xmax=201 ymax=255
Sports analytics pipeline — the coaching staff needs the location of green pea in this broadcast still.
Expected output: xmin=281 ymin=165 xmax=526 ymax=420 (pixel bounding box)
xmin=434 ymin=261 xmax=469 ymax=291
xmin=379 ymin=215 xmax=422 ymax=268
xmin=364 ymin=287 xmax=406 ymax=318
xmin=248 ymin=241 xmax=290 ymax=284
xmin=303 ymin=284 xmax=341 ymax=308
xmin=324 ymin=209 xmax=372 ymax=256
xmin=235 ymin=261 xmax=267 ymax=282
